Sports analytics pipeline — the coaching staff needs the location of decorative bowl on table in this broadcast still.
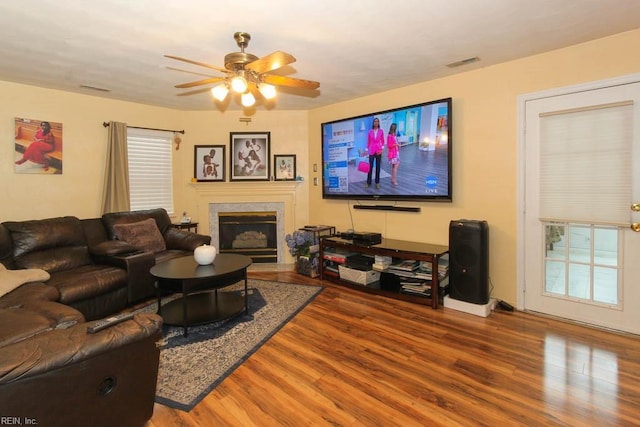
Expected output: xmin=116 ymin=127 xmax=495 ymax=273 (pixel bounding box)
xmin=194 ymin=244 xmax=217 ymax=265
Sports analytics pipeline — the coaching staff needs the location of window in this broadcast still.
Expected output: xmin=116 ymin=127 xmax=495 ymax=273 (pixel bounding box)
xmin=544 ymin=222 xmax=620 ymax=307
xmin=126 ymin=128 xmax=174 ymax=213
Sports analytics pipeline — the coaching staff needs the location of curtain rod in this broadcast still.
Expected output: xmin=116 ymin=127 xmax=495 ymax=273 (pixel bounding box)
xmin=102 ymin=122 xmax=185 ymax=134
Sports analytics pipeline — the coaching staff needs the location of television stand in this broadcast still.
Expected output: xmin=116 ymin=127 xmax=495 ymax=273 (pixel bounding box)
xmin=320 ymin=237 xmax=449 ymax=308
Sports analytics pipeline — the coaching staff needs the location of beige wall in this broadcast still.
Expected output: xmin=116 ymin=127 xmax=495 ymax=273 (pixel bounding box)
xmin=1 ymin=83 xmax=184 ymax=220
xmin=2 ymin=29 xmax=639 ymax=303
xmin=308 ymin=29 xmax=640 ymax=303
xmin=175 ymin=110 xmax=310 ymax=235
xmin=1 ymin=84 xmax=310 ymax=230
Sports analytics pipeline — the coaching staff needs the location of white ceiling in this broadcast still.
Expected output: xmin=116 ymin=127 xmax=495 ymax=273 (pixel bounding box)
xmin=1 ymin=1 xmax=639 ymax=112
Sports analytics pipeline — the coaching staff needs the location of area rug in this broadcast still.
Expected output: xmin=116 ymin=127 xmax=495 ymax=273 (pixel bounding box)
xmin=140 ymin=279 xmax=323 ymax=411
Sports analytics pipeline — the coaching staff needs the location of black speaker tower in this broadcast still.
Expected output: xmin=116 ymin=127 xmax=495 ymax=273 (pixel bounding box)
xmin=448 ymin=219 xmax=489 ymax=305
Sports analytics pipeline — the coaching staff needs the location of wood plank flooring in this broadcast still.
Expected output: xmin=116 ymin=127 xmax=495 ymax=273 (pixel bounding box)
xmin=147 ymin=271 xmax=640 ymax=427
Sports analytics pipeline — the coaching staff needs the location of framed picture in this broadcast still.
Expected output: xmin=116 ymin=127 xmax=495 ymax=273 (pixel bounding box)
xmin=274 ymin=154 xmax=296 ymax=181
xmin=194 ymin=145 xmax=225 ymax=181
xmin=230 ymin=132 xmax=270 ymax=181
xmin=14 ymin=117 xmax=63 ymax=174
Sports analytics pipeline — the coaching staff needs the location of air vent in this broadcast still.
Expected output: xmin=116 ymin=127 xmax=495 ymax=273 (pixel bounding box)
xmin=446 ymin=57 xmax=480 ymax=68
xmin=79 ymin=84 xmax=111 ymax=92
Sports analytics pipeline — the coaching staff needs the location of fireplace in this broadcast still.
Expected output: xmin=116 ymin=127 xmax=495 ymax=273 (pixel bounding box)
xmin=193 ymin=182 xmax=299 ymax=265
xmin=209 ymin=201 xmax=287 ymax=264
xmin=218 ymin=211 xmax=277 ymax=263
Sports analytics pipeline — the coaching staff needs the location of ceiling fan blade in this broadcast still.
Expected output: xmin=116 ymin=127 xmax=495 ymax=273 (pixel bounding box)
xmin=167 ymin=66 xmax=218 ymax=78
xmin=176 ymin=87 xmax=214 ymax=97
xmin=164 ymin=55 xmax=230 ymax=74
xmin=246 ymin=51 xmax=296 ymax=74
xmin=175 ymin=77 xmax=226 ymax=89
xmin=262 ymin=74 xmax=320 ymax=90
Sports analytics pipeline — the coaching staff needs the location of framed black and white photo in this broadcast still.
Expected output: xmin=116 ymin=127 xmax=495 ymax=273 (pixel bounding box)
xmin=274 ymin=154 xmax=296 ymax=181
xmin=230 ymin=132 xmax=270 ymax=181
xmin=194 ymin=145 xmax=225 ymax=181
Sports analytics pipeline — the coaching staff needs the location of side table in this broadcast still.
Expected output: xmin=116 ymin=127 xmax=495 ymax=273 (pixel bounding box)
xmin=172 ymin=222 xmax=198 ymax=233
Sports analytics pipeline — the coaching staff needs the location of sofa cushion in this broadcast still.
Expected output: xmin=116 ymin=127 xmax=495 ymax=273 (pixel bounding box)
xmin=46 ymin=265 xmax=128 ymax=305
xmin=3 ymin=217 xmax=91 ymax=272
xmin=102 ymin=208 xmax=172 ymax=240
xmin=0 ymin=301 xmax=83 ymax=348
xmin=0 ymin=282 xmax=59 ymax=309
xmin=112 ymin=218 xmax=167 ymax=254
xmin=0 ymin=264 xmax=50 ymax=299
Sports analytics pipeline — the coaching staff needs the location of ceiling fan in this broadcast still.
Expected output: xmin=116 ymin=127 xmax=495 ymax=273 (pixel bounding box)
xmin=165 ymin=32 xmax=320 ymax=107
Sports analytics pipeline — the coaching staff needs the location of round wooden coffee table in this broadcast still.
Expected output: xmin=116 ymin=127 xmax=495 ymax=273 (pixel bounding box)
xmin=150 ymin=253 xmax=252 ymax=336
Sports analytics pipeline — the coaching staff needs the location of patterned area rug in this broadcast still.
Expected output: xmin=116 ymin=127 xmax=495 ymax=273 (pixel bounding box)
xmin=141 ymin=279 xmax=323 ymax=411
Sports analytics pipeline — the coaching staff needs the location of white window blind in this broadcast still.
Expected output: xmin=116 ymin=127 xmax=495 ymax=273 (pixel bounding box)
xmin=539 ymin=102 xmax=632 ymax=225
xmin=126 ymin=128 xmax=174 ymax=213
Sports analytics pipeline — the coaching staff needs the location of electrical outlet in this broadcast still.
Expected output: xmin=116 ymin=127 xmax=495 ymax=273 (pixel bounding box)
xmin=313 ymin=163 xmax=317 ymax=172
xmin=313 ymin=177 xmax=318 ymax=186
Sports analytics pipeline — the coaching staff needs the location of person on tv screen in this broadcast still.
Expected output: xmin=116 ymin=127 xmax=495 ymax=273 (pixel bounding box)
xmin=366 ymin=117 xmax=384 ymax=189
xmin=387 ymin=123 xmax=400 ymax=186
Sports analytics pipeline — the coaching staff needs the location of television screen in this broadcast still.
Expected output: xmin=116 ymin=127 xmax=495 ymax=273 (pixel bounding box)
xmin=321 ymin=97 xmax=452 ymax=202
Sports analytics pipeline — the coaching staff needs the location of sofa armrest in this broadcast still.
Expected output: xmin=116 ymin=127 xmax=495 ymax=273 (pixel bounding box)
xmin=164 ymin=227 xmax=211 ymax=251
xmin=93 ymin=251 xmax=156 ymax=304
xmin=89 ymin=240 xmax=139 ymax=257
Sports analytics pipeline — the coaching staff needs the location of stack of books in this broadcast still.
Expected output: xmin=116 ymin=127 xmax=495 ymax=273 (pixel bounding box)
xmin=372 ymin=255 xmax=392 ymax=271
xmin=400 ymin=279 xmax=432 ymax=297
xmin=388 ymin=259 xmax=420 ymax=276
xmin=417 ymin=253 xmax=449 ymax=280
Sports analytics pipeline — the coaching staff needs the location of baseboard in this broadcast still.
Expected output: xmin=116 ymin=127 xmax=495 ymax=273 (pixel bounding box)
xmin=444 ymin=295 xmax=497 ymax=317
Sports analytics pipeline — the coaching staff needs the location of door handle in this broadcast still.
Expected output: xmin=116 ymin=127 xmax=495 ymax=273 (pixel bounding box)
xmin=632 ymin=203 xmax=640 ymax=212
xmin=632 ymin=223 xmax=640 ymax=232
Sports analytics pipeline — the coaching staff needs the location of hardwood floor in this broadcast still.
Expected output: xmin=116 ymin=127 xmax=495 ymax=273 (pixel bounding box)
xmin=148 ymin=271 xmax=640 ymax=426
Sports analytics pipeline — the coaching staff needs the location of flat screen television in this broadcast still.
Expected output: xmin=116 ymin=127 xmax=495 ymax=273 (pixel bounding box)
xmin=321 ymin=97 xmax=452 ymax=203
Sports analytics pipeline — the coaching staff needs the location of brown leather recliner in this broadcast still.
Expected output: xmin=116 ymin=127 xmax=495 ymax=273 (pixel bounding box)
xmin=0 ymin=219 xmax=163 ymax=427
xmin=101 ymin=208 xmax=211 ymax=301
xmin=101 ymin=207 xmax=212 ymax=263
xmin=0 ymin=311 xmax=162 ymax=427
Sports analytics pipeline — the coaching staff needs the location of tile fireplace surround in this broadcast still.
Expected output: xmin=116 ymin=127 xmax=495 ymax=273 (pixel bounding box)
xmin=191 ymin=182 xmax=300 ymax=264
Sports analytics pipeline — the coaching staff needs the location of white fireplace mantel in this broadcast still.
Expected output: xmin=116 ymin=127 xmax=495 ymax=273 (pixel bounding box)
xmin=191 ymin=181 xmax=301 ymax=263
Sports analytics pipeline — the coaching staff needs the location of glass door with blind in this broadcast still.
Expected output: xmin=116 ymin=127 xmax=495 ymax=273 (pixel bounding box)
xmin=522 ymin=79 xmax=640 ymax=334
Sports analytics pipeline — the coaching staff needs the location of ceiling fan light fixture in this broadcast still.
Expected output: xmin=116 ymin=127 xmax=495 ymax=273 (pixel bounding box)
xmin=167 ymin=32 xmax=320 ymax=109
xmin=211 ymin=84 xmax=229 ymax=102
xmin=231 ymin=73 xmax=248 ymax=93
xmin=258 ymin=83 xmax=277 ymax=100
xmin=241 ymin=91 xmax=256 ymax=107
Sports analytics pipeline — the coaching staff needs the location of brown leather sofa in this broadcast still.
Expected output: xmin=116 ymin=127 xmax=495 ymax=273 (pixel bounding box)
xmin=0 ymin=208 xmax=211 ymax=427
